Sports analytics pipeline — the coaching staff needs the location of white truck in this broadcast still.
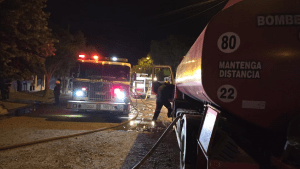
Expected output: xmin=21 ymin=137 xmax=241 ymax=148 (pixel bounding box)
xmin=132 ymin=73 xmax=152 ymax=99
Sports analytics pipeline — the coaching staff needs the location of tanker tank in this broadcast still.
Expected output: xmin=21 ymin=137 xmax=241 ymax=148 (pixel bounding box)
xmin=175 ymin=0 xmax=300 ymax=132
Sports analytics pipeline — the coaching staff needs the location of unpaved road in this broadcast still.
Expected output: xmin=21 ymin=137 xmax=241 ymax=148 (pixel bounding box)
xmin=0 ymin=99 xmax=180 ymax=169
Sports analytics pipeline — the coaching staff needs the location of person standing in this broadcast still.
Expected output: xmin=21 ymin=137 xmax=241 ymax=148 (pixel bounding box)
xmin=54 ymin=80 xmax=61 ymax=105
xmin=4 ymin=79 xmax=11 ymax=100
xmin=0 ymin=77 xmax=6 ymax=101
xmin=152 ymin=81 xmax=175 ymax=121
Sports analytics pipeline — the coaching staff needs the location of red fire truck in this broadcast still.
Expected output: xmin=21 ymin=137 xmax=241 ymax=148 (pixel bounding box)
xmin=67 ymin=55 xmax=131 ymax=115
xmin=152 ymin=0 xmax=300 ymax=168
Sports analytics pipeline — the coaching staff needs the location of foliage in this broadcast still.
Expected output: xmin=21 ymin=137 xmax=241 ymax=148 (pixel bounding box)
xmin=49 ymin=26 xmax=86 ymax=78
xmin=131 ymin=54 xmax=153 ymax=74
xmin=43 ymin=25 xmax=89 ymax=96
xmin=0 ymin=0 xmax=55 ymax=79
xmin=150 ymin=35 xmax=193 ymax=73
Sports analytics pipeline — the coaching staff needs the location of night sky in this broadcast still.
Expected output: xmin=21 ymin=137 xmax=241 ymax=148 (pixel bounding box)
xmin=45 ymin=0 xmax=226 ymax=64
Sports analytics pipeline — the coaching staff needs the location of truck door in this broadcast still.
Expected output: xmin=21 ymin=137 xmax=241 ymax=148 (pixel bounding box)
xmin=151 ymin=65 xmax=175 ymax=101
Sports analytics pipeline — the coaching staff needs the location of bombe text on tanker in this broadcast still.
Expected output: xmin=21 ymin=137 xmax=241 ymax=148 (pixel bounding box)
xmin=219 ymin=61 xmax=262 ymax=79
xmin=257 ymin=14 xmax=300 ymax=26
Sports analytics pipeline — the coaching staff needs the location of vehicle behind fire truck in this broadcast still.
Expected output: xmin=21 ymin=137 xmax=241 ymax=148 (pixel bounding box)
xmin=152 ymin=0 xmax=300 ymax=168
xmin=67 ymin=55 xmax=131 ymax=114
xmin=132 ymin=73 xmax=152 ymax=99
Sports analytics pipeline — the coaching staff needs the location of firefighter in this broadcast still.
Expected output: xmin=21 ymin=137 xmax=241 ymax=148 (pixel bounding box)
xmin=0 ymin=77 xmax=5 ymax=101
xmin=4 ymin=79 xmax=11 ymax=100
xmin=54 ymin=80 xmax=61 ymax=105
xmin=152 ymin=81 xmax=174 ymax=121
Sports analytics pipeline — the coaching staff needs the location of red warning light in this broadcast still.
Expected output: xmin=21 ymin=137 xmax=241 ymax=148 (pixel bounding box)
xmin=79 ymin=55 xmax=85 ymax=58
xmin=93 ymin=55 xmax=99 ymax=60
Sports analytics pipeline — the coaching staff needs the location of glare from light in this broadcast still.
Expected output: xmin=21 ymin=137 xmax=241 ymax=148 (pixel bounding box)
xmin=147 ymin=57 xmax=150 ymax=59
xmin=129 ymin=114 xmax=135 ymax=119
xmin=117 ymin=92 xmax=125 ymax=99
xmin=151 ymin=121 xmax=155 ymax=126
xmin=114 ymin=88 xmax=125 ymax=100
xmin=112 ymin=57 xmax=118 ymax=61
xmin=154 ymin=77 xmax=157 ymax=81
xmin=75 ymin=90 xmax=84 ymax=96
xmin=79 ymin=55 xmax=85 ymax=58
xmin=114 ymin=88 xmax=121 ymax=93
xmin=130 ymin=121 xmax=135 ymax=126
xmin=57 ymin=115 xmax=84 ymax=118
xmin=93 ymin=55 xmax=99 ymax=60
xmin=82 ymin=87 xmax=87 ymax=91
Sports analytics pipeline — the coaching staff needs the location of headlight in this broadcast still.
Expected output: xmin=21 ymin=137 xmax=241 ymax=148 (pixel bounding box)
xmin=75 ymin=90 xmax=84 ymax=96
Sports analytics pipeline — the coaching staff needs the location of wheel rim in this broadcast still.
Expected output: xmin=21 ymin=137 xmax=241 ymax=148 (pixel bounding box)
xmin=180 ymin=124 xmax=186 ymax=169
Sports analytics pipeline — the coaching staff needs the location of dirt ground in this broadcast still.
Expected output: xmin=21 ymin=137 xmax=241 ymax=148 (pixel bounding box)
xmin=0 ymin=99 xmax=180 ymax=169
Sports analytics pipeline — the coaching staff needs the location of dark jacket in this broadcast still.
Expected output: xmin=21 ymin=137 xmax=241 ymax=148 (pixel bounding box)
xmin=54 ymin=84 xmax=61 ymax=96
xmin=0 ymin=78 xmax=5 ymax=89
xmin=157 ymin=83 xmax=175 ymax=102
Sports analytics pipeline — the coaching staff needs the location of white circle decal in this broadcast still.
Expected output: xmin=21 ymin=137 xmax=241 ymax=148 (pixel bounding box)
xmin=217 ymin=85 xmax=237 ymax=103
xmin=217 ymin=32 xmax=240 ymax=53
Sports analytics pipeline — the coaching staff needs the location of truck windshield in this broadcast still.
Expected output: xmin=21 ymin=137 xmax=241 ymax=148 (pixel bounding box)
xmin=78 ymin=62 xmax=130 ymax=81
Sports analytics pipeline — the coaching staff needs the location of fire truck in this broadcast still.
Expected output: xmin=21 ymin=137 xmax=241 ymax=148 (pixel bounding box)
xmin=67 ymin=55 xmax=131 ymax=114
xmin=152 ymin=0 xmax=300 ymax=168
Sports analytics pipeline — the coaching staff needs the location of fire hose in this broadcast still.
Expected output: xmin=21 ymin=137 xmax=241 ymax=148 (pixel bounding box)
xmin=130 ymin=89 xmax=181 ymax=168
xmin=0 ymin=99 xmax=140 ymax=151
xmin=0 ymin=89 xmax=151 ymax=151
xmin=1 ymin=90 xmax=178 ymax=168
xmin=132 ymin=116 xmax=181 ymax=169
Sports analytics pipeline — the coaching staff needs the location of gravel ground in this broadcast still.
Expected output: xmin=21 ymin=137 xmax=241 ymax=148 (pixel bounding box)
xmin=0 ymin=99 xmax=180 ymax=169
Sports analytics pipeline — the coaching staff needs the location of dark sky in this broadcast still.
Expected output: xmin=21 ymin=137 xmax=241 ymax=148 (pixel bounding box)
xmin=45 ymin=0 xmax=226 ymax=64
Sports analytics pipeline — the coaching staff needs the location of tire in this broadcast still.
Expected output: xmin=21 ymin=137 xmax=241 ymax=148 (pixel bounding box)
xmin=180 ymin=124 xmax=187 ymax=169
xmin=180 ymin=116 xmax=198 ymax=169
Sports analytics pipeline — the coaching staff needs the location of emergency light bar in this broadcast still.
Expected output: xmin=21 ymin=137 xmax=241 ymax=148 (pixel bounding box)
xmin=104 ymin=57 xmax=128 ymax=62
xmin=93 ymin=55 xmax=99 ymax=60
xmin=78 ymin=55 xmax=128 ymax=63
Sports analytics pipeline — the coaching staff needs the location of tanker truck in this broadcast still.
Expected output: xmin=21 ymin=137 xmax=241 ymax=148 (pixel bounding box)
xmin=152 ymin=0 xmax=300 ymax=168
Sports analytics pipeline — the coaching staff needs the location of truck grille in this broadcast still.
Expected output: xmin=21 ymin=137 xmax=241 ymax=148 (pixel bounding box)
xmin=89 ymin=82 xmax=111 ymax=101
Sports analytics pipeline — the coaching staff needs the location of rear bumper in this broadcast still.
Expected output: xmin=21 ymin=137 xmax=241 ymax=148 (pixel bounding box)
xmin=67 ymin=100 xmax=130 ymax=112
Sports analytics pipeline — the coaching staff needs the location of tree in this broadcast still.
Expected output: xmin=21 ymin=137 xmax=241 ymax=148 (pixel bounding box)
xmin=131 ymin=54 xmax=153 ymax=74
xmin=43 ymin=25 xmax=87 ymax=97
xmin=0 ymin=0 xmax=55 ymax=79
xmin=150 ymin=35 xmax=193 ymax=73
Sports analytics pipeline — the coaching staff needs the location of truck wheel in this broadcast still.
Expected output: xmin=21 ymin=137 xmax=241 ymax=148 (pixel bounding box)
xmin=180 ymin=127 xmax=195 ymax=169
xmin=180 ymin=115 xmax=201 ymax=169
xmin=180 ymin=132 xmax=186 ymax=169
